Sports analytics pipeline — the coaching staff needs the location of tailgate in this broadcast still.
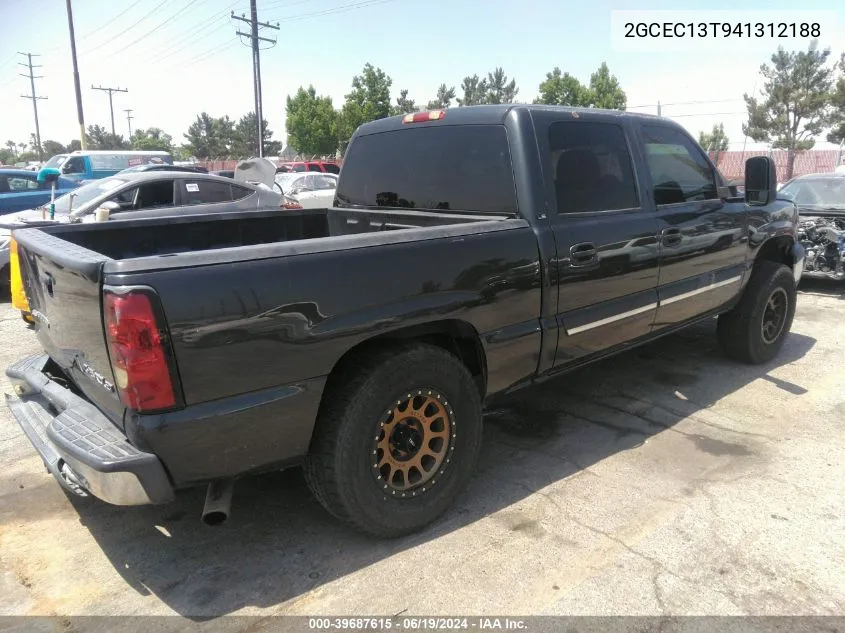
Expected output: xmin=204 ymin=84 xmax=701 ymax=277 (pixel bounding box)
xmin=13 ymin=227 xmax=125 ymax=424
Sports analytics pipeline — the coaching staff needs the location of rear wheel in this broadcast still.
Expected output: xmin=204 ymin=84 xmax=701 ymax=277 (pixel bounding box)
xmin=304 ymin=343 xmax=482 ymax=537
xmin=717 ymin=261 xmax=796 ymax=364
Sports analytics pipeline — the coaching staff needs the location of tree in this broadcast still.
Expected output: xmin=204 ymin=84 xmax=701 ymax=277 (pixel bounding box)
xmin=535 ymin=63 xmax=626 ymax=110
xmin=699 ymin=123 xmax=730 ymax=165
xmin=41 ymin=140 xmax=66 ymax=157
xmin=339 ymin=63 xmax=393 ymax=148
xmin=130 ymin=127 xmax=174 ymax=152
xmin=457 ymin=74 xmax=488 ymax=106
xmin=5 ymin=140 xmax=18 ymax=159
xmin=828 ymin=53 xmax=845 ymax=144
xmin=286 ymin=85 xmax=339 ymax=157
xmin=393 ymin=89 xmax=417 ymax=115
xmin=485 ymin=67 xmax=518 ymax=104
xmin=743 ymin=43 xmax=836 ymax=180
xmin=183 ymin=112 xmax=229 ymax=158
xmin=85 ymin=124 xmax=129 ymax=150
xmin=535 ymin=67 xmax=590 ymax=106
xmin=588 ymin=62 xmax=626 ymax=110
xmin=426 ymin=84 xmax=456 ymax=110
xmin=67 ymin=139 xmax=82 ymax=152
xmin=231 ymin=112 xmax=282 ymax=157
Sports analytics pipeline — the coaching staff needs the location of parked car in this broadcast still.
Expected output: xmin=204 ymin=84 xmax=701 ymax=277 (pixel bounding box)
xmin=276 ymin=160 xmax=341 ymax=174
xmin=0 ymin=171 xmax=286 ymax=298
xmin=41 ymin=150 xmax=173 ymax=183
xmin=0 ymin=168 xmax=78 ymax=215
xmin=274 ymin=172 xmax=338 ymax=208
xmin=780 ymin=172 xmax=845 ymax=280
xmin=118 ymin=164 xmax=208 ymax=175
xmin=5 ymin=105 xmax=802 ymax=538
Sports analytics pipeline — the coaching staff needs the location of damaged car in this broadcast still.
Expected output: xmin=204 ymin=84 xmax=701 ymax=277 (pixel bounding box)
xmin=779 ymin=173 xmax=845 ymax=280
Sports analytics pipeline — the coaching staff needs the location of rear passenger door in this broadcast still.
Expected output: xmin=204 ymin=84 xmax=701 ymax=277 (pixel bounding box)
xmin=633 ymin=123 xmax=748 ymax=329
xmin=171 ymin=178 xmax=234 ymax=214
xmin=531 ymin=112 xmax=661 ymax=367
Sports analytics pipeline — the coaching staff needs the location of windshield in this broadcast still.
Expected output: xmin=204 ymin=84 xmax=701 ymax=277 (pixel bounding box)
xmin=779 ymin=178 xmax=845 ymax=209
xmin=43 ymin=155 xmax=68 ymax=169
xmin=43 ymin=178 xmax=128 ymax=216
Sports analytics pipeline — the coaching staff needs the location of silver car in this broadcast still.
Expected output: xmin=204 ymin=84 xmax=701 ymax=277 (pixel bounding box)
xmin=0 ymin=172 xmax=284 ymax=282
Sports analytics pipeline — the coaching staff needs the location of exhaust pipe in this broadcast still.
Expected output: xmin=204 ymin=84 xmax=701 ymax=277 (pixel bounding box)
xmin=202 ymin=479 xmax=234 ymax=526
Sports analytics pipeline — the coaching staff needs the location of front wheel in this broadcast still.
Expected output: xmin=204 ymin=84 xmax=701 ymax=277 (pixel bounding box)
xmin=304 ymin=343 xmax=482 ymax=537
xmin=717 ymin=261 xmax=796 ymax=364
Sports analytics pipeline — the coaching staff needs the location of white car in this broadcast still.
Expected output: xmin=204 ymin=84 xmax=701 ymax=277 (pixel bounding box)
xmin=274 ymin=172 xmax=338 ymax=209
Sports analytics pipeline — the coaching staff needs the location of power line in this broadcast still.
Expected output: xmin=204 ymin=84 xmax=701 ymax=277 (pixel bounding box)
xmin=108 ymin=0 xmax=204 ymax=57
xmin=82 ymin=0 xmax=171 ymax=55
xmin=628 ymin=98 xmax=745 ymax=110
xmin=80 ymin=0 xmax=146 ymax=38
xmin=265 ymin=0 xmax=401 ymax=23
xmin=179 ymin=39 xmax=241 ymax=69
xmin=18 ymin=52 xmax=47 ymax=160
xmin=91 ymin=85 xmax=129 ymax=136
xmin=152 ymin=13 xmax=237 ymax=63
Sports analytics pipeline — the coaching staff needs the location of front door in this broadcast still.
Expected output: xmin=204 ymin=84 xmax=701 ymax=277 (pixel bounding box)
xmin=532 ymin=112 xmax=661 ymax=368
xmin=634 ymin=122 xmax=748 ymax=329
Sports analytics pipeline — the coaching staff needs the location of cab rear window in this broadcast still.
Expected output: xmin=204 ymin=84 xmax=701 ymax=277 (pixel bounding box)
xmin=336 ymin=125 xmax=517 ymax=215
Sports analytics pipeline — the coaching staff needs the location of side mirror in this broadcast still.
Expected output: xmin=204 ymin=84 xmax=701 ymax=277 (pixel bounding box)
xmin=36 ymin=167 xmax=61 ymax=184
xmin=744 ymin=156 xmax=777 ymax=205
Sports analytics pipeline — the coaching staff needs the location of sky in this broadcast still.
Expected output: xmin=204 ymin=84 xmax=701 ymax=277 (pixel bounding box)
xmin=0 ymin=0 xmax=843 ymax=155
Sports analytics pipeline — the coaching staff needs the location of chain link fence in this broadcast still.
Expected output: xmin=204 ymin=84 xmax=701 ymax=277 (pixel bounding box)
xmin=195 ymin=155 xmax=342 ymax=172
xmin=708 ymin=149 xmax=843 ymax=182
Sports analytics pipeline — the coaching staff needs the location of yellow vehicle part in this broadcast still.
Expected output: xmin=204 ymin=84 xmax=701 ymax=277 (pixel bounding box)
xmin=9 ymin=237 xmax=32 ymax=320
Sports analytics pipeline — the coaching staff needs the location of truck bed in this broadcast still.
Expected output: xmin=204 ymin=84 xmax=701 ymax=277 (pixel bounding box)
xmin=23 ymin=207 xmax=511 ymax=268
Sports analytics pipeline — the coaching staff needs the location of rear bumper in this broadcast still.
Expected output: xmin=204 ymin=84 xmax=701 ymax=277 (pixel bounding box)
xmin=5 ymin=354 xmax=174 ymax=506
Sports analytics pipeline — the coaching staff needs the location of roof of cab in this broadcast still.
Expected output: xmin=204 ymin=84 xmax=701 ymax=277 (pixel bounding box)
xmin=353 ymin=104 xmax=665 ymax=137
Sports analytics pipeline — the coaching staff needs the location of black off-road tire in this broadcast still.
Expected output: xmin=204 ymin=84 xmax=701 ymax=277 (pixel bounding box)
xmin=717 ymin=261 xmax=796 ymax=364
xmin=303 ymin=343 xmax=483 ymax=538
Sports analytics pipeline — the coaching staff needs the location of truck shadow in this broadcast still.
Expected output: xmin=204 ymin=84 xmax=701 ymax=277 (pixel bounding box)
xmin=69 ymin=319 xmax=815 ymax=619
xmin=798 ymin=278 xmax=845 ymax=299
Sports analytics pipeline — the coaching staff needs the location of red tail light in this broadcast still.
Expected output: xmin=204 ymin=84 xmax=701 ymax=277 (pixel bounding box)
xmin=282 ymin=197 xmax=303 ymax=209
xmin=104 ymin=291 xmax=176 ymax=412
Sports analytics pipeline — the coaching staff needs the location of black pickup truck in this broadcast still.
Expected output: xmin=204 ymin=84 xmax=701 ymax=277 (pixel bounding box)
xmin=5 ymin=105 xmax=804 ymax=537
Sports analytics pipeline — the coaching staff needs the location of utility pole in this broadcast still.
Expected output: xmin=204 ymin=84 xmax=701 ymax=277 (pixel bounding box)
xmin=18 ymin=52 xmax=46 ymax=160
xmin=232 ymin=1 xmax=279 ymax=158
xmin=66 ymin=0 xmax=87 ymax=150
xmin=91 ymin=85 xmax=128 ymax=137
xmin=124 ymin=109 xmax=134 ymax=138
xmin=657 ymin=100 xmax=662 ymax=117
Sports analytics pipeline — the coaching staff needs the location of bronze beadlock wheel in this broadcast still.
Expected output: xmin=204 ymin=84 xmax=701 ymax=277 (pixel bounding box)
xmin=371 ymin=389 xmax=455 ymax=497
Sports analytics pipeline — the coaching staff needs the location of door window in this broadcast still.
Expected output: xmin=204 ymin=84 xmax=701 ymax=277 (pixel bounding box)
xmin=307 ymin=163 xmax=323 ymax=172
xmin=62 ymin=156 xmax=86 ymax=174
xmin=5 ymin=176 xmax=38 ymax=191
xmin=549 ymin=121 xmax=639 ymax=214
xmin=136 ymin=180 xmax=176 ymax=209
xmin=182 ymin=180 xmax=233 ymax=205
xmin=641 ymin=125 xmax=717 ymax=205
xmin=231 ymin=184 xmax=252 ymax=201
